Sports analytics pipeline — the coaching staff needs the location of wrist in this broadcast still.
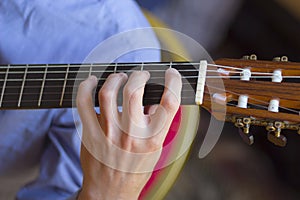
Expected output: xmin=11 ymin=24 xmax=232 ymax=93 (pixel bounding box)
xmin=78 ymin=183 xmax=139 ymax=200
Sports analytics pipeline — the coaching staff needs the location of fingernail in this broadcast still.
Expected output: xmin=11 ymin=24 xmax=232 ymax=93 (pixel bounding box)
xmin=167 ymin=68 xmax=180 ymax=75
xmin=88 ymin=75 xmax=97 ymax=81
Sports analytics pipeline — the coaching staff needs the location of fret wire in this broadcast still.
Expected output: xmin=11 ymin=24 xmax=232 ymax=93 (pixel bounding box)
xmin=18 ymin=65 xmax=28 ymax=107
xmin=89 ymin=63 xmax=92 ymax=77
xmin=141 ymin=62 xmax=144 ymax=71
xmin=0 ymin=65 xmax=10 ymax=107
xmin=60 ymin=64 xmax=69 ymax=106
xmin=38 ymin=65 xmax=48 ymax=107
xmin=114 ymin=63 xmax=117 ymax=73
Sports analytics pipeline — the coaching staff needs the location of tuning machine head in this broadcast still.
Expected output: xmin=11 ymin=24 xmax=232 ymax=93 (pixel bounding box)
xmin=266 ymin=121 xmax=287 ymax=147
xmin=272 ymin=56 xmax=288 ymax=62
xmin=234 ymin=117 xmax=254 ymax=145
xmin=242 ymin=54 xmax=257 ymax=60
xmin=230 ymin=116 xmax=292 ymax=147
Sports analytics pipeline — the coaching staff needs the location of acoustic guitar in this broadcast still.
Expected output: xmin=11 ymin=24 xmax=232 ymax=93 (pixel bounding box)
xmin=0 ymin=55 xmax=299 ymax=199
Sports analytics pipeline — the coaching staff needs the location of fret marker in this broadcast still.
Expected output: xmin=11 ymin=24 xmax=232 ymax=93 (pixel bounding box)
xmin=195 ymin=60 xmax=207 ymax=105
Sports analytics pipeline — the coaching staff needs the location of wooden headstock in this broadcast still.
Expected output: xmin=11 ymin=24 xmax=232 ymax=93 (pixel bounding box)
xmin=201 ymin=55 xmax=300 ymax=147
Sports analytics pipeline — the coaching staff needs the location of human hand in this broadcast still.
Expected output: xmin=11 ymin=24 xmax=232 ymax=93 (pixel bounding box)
xmin=76 ymin=68 xmax=182 ymax=200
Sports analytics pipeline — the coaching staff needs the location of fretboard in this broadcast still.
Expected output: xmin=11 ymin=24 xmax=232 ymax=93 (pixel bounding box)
xmin=0 ymin=62 xmax=199 ymax=110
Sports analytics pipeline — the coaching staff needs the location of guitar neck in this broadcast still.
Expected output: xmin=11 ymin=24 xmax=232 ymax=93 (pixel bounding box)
xmin=0 ymin=62 xmax=199 ymax=110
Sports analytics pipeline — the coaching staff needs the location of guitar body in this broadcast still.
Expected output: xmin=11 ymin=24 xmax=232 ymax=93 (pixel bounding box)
xmin=139 ymin=105 xmax=200 ymax=200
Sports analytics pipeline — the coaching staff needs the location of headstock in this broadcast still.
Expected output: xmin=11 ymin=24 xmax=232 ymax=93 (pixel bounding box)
xmin=201 ymin=55 xmax=300 ymax=147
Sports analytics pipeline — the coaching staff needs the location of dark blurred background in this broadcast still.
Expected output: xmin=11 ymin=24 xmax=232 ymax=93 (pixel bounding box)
xmin=137 ymin=0 xmax=300 ymax=199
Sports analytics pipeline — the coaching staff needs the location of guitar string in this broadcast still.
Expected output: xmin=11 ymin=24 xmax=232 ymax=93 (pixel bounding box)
xmin=1 ymin=82 xmax=299 ymax=115
xmin=0 ymin=68 xmax=298 ymax=78
xmin=0 ymin=62 xmax=298 ymax=74
xmin=0 ymin=62 xmax=299 ymax=80
xmin=0 ymin=66 xmax=296 ymax=75
xmin=1 ymin=62 xmax=239 ymax=69
xmin=0 ymin=75 xmax=300 ymax=81
xmin=1 ymin=90 xmax=298 ymax=117
xmin=0 ymin=62 xmax=280 ymax=73
xmin=206 ymin=84 xmax=300 ymax=114
xmin=0 ymin=63 xmax=299 ymax=114
xmin=0 ymin=75 xmax=298 ymax=99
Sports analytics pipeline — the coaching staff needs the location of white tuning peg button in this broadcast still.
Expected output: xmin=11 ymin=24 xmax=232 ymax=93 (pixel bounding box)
xmin=241 ymin=68 xmax=251 ymax=81
xmin=237 ymin=95 xmax=248 ymax=108
xmin=212 ymin=93 xmax=227 ymax=105
xmin=268 ymin=99 xmax=279 ymax=112
xmin=272 ymin=70 xmax=283 ymax=83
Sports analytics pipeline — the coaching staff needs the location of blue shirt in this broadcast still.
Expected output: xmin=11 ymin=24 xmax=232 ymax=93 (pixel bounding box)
xmin=0 ymin=0 xmax=160 ymax=199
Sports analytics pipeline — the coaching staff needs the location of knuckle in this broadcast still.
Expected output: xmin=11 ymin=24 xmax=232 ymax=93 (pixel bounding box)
xmin=129 ymin=90 xmax=141 ymax=102
xmin=78 ymin=79 xmax=89 ymax=90
xmin=76 ymin=94 xmax=90 ymax=108
xmin=163 ymin=96 xmax=180 ymax=113
xmin=123 ymin=84 xmax=134 ymax=98
xmin=99 ymin=87 xmax=114 ymax=103
xmin=147 ymin=139 xmax=162 ymax=151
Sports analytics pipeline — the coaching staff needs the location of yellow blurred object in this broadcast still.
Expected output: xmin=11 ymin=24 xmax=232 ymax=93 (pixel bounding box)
xmin=140 ymin=10 xmax=199 ymax=200
xmin=143 ymin=10 xmax=191 ymax=62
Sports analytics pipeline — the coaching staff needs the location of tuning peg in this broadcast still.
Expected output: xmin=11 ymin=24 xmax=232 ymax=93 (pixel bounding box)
xmin=249 ymin=54 xmax=257 ymax=60
xmin=238 ymin=128 xmax=254 ymax=145
xmin=235 ymin=117 xmax=254 ymax=145
xmin=242 ymin=54 xmax=257 ymax=60
xmin=273 ymin=56 xmax=288 ymax=62
xmin=234 ymin=118 xmax=244 ymax=128
xmin=267 ymin=132 xmax=287 ymax=147
xmin=266 ymin=122 xmax=276 ymax=132
xmin=266 ymin=121 xmax=287 ymax=147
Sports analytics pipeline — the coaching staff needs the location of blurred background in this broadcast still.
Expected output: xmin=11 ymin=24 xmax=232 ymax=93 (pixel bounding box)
xmin=137 ymin=0 xmax=300 ymax=199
